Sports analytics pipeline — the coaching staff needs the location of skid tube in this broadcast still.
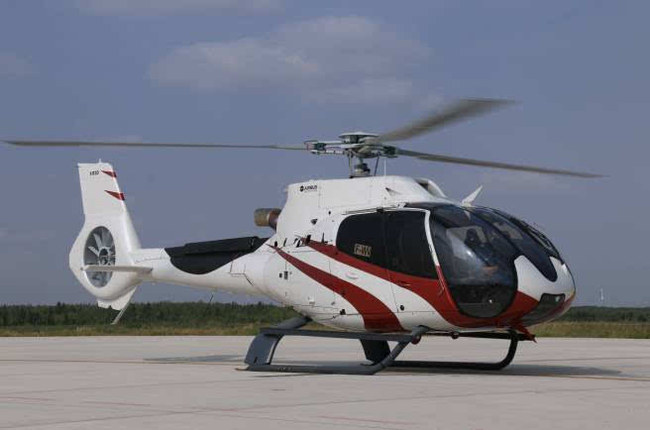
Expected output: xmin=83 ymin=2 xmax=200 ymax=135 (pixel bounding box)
xmin=244 ymin=316 xmax=532 ymax=375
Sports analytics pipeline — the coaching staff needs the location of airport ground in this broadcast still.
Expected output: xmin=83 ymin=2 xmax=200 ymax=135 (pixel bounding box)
xmin=1 ymin=336 xmax=649 ymax=429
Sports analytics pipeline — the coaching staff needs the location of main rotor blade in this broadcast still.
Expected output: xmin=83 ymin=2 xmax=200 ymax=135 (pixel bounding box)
xmin=377 ymin=98 xmax=513 ymax=143
xmin=398 ymin=148 xmax=603 ymax=178
xmin=3 ymin=140 xmax=307 ymax=151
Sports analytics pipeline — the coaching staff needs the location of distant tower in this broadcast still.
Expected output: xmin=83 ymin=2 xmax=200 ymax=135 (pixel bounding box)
xmin=599 ymin=288 xmax=605 ymax=306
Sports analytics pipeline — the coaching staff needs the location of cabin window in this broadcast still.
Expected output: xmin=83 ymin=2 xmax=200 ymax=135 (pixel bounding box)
xmin=336 ymin=212 xmax=386 ymax=267
xmin=384 ymin=211 xmax=437 ymax=279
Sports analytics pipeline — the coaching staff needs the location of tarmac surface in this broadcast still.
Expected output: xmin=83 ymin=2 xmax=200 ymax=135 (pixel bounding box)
xmin=1 ymin=335 xmax=649 ymax=429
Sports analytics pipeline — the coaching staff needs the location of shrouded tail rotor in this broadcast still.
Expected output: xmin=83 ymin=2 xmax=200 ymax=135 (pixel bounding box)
xmin=84 ymin=226 xmax=116 ymax=287
xmin=69 ymin=162 xmax=144 ymax=310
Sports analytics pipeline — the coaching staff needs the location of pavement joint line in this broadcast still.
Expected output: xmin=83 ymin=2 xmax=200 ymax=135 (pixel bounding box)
xmin=216 ymin=384 xmax=650 ymax=412
xmin=7 ymin=383 xmax=640 ymax=418
xmin=519 ymin=356 xmax=650 ymax=363
xmin=1 ymin=365 xmax=649 ymax=400
xmin=0 ymin=409 xmax=206 ymax=430
xmin=191 ymin=411 xmax=408 ymax=430
xmin=0 ymin=378 xmax=262 ymax=397
xmin=0 ymin=403 xmax=406 ymax=430
xmin=5 ymin=383 xmax=649 ymax=419
xmin=314 ymin=415 xmax=417 ymax=425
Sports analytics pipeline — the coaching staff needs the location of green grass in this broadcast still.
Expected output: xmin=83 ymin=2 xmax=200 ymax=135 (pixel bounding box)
xmin=534 ymin=321 xmax=650 ymax=339
xmin=0 ymin=302 xmax=649 ymax=338
xmin=0 ymin=302 xmax=299 ymax=337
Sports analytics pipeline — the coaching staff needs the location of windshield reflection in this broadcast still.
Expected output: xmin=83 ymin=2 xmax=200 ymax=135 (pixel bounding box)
xmin=431 ymin=206 xmax=517 ymax=318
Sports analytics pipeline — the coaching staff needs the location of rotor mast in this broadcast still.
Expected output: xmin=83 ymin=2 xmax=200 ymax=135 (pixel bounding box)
xmin=305 ymin=132 xmax=398 ymax=178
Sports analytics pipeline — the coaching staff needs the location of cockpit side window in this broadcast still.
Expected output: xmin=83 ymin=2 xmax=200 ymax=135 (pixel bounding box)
xmin=336 ymin=212 xmax=386 ymax=267
xmin=384 ymin=211 xmax=437 ymax=279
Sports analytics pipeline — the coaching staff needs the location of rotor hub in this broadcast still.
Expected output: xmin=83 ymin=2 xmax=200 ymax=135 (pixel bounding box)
xmin=338 ymin=132 xmax=378 ymax=144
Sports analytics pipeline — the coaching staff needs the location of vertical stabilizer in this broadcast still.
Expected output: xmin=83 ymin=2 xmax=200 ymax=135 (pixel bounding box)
xmin=69 ymin=162 xmax=143 ymax=310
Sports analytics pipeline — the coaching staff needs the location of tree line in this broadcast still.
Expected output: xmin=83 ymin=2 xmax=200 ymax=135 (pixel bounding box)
xmin=0 ymin=302 xmax=298 ymax=327
xmin=0 ymin=302 xmax=648 ymax=327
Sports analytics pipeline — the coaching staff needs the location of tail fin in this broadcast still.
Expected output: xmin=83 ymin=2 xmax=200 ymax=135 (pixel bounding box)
xmin=69 ymin=162 xmax=143 ymax=310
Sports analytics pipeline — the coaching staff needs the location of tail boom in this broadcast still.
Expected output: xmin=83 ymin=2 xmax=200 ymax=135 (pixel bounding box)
xmin=69 ymin=161 xmax=269 ymax=309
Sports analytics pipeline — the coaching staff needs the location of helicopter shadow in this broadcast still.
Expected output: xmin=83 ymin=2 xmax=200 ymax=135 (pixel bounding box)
xmin=142 ymin=354 xmax=625 ymax=379
xmin=145 ymin=354 xmax=243 ymax=364
xmin=384 ymin=362 xmax=622 ymax=378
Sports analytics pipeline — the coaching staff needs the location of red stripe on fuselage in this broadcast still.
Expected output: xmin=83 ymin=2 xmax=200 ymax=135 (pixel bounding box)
xmin=274 ymin=247 xmax=402 ymax=332
xmin=105 ymin=190 xmax=125 ymax=201
xmin=102 ymin=170 xmax=117 ymax=178
xmin=308 ymin=241 xmax=538 ymax=329
xmin=309 ymin=240 xmax=444 ymax=311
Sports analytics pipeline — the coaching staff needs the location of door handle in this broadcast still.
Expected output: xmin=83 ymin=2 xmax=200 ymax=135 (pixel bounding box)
xmin=346 ymin=272 xmax=359 ymax=280
xmin=397 ymin=280 xmax=411 ymax=287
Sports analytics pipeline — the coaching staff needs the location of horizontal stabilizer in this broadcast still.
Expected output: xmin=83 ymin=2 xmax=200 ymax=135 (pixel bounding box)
xmin=83 ymin=265 xmax=152 ymax=274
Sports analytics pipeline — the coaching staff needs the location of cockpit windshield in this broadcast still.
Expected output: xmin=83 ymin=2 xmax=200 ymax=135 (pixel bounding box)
xmin=430 ymin=206 xmax=518 ymax=318
xmin=429 ymin=205 xmax=563 ymax=318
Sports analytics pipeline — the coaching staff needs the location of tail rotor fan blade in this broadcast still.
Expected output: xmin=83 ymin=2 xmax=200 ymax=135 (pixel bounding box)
xmin=93 ymin=233 xmax=103 ymax=249
xmin=84 ymin=227 xmax=116 ymax=287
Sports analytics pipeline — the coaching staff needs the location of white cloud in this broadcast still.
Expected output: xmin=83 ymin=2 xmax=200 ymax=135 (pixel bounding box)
xmin=75 ymin=0 xmax=282 ymax=15
xmin=149 ymin=16 xmax=430 ymax=104
xmin=310 ymin=78 xmax=414 ymax=104
xmin=0 ymin=53 xmax=34 ymax=77
xmin=150 ymin=38 xmax=318 ymax=91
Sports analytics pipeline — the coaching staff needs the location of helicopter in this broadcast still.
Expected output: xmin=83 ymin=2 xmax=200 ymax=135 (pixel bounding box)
xmin=4 ymin=99 xmax=602 ymax=374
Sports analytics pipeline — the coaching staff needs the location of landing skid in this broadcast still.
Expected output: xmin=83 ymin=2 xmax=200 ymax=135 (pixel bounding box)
xmin=244 ymin=317 xmax=530 ymax=375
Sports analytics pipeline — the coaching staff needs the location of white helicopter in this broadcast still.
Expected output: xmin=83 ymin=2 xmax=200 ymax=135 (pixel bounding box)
xmin=5 ymin=99 xmax=602 ymax=374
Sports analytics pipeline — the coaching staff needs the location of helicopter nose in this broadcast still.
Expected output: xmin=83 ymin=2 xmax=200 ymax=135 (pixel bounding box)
xmin=514 ymin=256 xmax=576 ymax=323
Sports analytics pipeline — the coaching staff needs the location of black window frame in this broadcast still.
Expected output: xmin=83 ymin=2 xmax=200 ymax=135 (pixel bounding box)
xmin=334 ymin=209 xmax=438 ymax=279
xmin=383 ymin=209 xmax=438 ymax=279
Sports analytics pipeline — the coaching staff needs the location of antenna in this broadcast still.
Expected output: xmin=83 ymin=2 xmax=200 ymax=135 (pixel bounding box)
xmin=599 ymin=288 xmax=605 ymax=306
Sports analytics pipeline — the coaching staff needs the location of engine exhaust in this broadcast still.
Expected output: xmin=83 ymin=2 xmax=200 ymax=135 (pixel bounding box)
xmin=254 ymin=208 xmax=281 ymax=230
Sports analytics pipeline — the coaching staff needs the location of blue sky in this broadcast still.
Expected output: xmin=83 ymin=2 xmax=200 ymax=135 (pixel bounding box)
xmin=0 ymin=1 xmax=647 ymax=306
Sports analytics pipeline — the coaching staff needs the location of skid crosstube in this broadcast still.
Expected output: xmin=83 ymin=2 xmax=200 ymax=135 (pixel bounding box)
xmin=244 ymin=317 xmax=530 ymax=375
